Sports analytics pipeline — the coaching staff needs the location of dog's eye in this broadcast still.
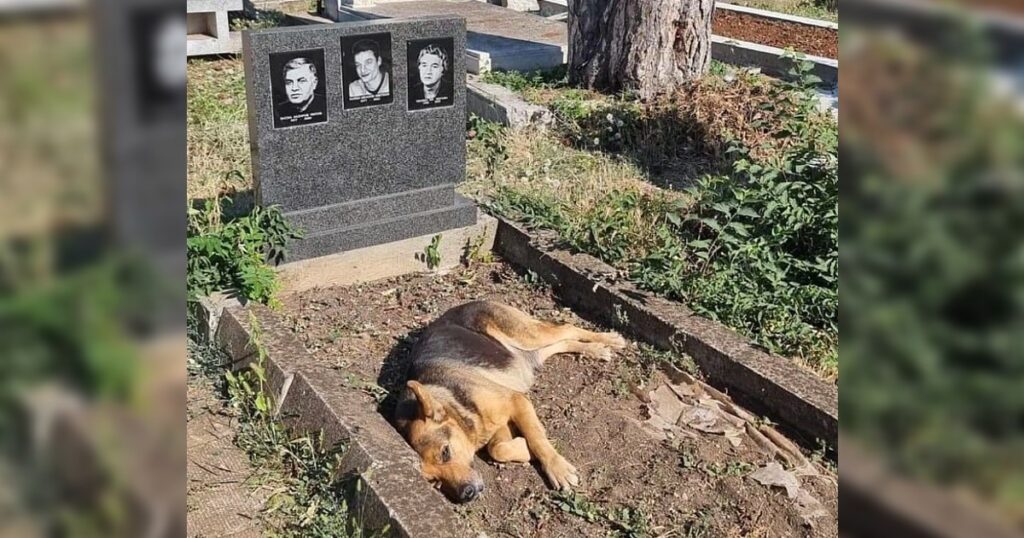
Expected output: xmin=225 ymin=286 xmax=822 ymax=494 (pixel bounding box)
xmin=441 ymin=445 xmax=451 ymax=463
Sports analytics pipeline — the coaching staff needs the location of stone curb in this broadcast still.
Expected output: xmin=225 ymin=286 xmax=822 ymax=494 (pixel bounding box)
xmin=491 ymin=217 xmax=838 ymax=450
xmin=716 ymin=2 xmax=838 ymax=30
xmin=212 ymin=303 xmax=467 ymax=538
xmin=467 ymin=75 xmax=554 ymax=129
xmin=840 ymin=436 xmax=1023 ymax=538
xmin=711 ymin=34 xmax=838 ymax=84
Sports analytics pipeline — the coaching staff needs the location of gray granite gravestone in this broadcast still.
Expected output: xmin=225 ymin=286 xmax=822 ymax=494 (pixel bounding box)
xmin=243 ymin=15 xmax=477 ymax=261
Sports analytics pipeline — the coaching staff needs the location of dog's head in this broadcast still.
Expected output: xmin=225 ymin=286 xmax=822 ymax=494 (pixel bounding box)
xmin=395 ymin=380 xmax=485 ymax=503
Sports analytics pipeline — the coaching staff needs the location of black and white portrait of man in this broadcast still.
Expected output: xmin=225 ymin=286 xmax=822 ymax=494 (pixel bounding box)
xmin=407 ymin=38 xmax=455 ymax=111
xmin=342 ymin=33 xmax=393 ymax=109
xmin=270 ymin=49 xmax=327 ymax=128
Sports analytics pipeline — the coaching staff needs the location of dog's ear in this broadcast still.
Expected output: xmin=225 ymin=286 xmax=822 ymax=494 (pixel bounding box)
xmin=407 ymin=380 xmax=446 ymax=422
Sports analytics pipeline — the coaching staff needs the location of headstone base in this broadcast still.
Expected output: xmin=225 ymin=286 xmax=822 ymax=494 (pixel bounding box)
xmin=285 ymin=194 xmax=479 ymax=261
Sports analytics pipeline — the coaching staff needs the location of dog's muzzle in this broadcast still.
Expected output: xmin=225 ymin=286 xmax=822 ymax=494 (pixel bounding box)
xmin=458 ymin=480 xmax=485 ymax=503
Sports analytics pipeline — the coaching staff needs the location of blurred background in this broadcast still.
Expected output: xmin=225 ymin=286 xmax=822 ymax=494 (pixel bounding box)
xmin=842 ymin=0 xmax=1024 ymax=536
xmin=0 ymin=0 xmax=184 ymax=536
xmin=0 ymin=0 xmax=1022 ymax=535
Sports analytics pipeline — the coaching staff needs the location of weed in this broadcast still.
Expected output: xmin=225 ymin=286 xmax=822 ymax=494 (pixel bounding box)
xmin=462 ymin=233 xmax=494 ymax=266
xmin=521 ymin=269 xmax=545 ymax=288
xmin=416 ymin=234 xmax=443 ymax=270
xmin=810 ymin=439 xmax=837 ymax=474
xmin=682 ymin=507 xmax=713 ymax=538
xmin=638 ymin=345 xmax=698 ymax=376
xmin=213 ymin=315 xmax=386 ymax=537
xmin=551 ymin=491 xmax=651 ymax=537
xmin=481 ymin=66 xmax=568 ymax=92
xmin=229 ymin=7 xmax=288 ymax=31
xmin=467 ymin=114 xmax=508 ymax=173
xmin=677 ymin=447 xmax=753 ymax=478
xmin=187 ymin=198 xmax=302 ymax=305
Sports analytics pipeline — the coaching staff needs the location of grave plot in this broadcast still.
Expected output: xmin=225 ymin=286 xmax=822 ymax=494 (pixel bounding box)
xmin=276 ymin=260 xmax=838 ymax=537
xmin=712 ymin=6 xmax=837 ymax=59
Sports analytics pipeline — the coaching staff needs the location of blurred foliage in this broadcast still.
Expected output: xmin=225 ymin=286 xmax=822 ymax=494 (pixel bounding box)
xmin=0 ymin=255 xmax=168 ymax=443
xmin=841 ymin=32 xmax=1024 ymax=523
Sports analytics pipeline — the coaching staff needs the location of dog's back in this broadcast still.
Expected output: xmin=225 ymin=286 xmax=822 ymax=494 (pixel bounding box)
xmin=410 ymin=301 xmax=543 ymax=393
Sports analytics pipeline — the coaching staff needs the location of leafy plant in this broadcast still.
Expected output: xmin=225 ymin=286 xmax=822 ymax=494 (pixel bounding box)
xmin=467 ymin=114 xmax=508 ymax=172
xmin=187 ymin=199 xmax=302 ymax=305
xmin=418 ymin=234 xmax=443 ymax=270
xmin=483 ymin=73 xmax=839 ymax=376
xmin=481 ymin=65 xmax=568 ymax=92
xmin=552 ymin=491 xmax=651 ymax=537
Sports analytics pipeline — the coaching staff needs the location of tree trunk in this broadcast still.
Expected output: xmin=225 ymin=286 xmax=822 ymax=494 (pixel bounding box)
xmin=567 ymin=0 xmax=716 ymax=101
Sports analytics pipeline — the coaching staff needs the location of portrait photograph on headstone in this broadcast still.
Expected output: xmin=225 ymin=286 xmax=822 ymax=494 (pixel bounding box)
xmin=342 ymin=33 xmax=393 ymax=109
xmin=132 ymin=6 xmax=186 ymax=124
xmin=407 ymin=37 xmax=455 ymax=111
xmin=269 ymin=48 xmax=328 ymax=128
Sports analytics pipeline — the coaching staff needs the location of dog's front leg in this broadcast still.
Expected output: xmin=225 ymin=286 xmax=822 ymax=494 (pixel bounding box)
xmin=510 ymin=394 xmax=579 ymax=490
xmin=487 ymin=425 xmax=530 ymax=463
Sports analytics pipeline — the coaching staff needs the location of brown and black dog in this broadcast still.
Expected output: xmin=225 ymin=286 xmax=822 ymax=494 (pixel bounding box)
xmin=393 ymin=300 xmax=626 ymax=503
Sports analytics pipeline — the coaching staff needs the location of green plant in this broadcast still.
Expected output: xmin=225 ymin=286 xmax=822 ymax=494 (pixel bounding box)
xmin=676 ymin=447 xmax=752 ymax=478
xmin=187 ymin=199 xmax=302 ymax=305
xmin=683 ymin=508 xmax=712 ymax=538
xmin=552 ymin=491 xmax=651 ymax=537
xmin=229 ymin=7 xmax=288 ymax=31
xmin=467 ymin=114 xmax=508 ymax=172
xmin=214 ymin=315 xmax=386 ymax=537
xmin=462 ymin=233 xmax=494 ymax=266
xmin=418 ymin=234 xmax=443 ymax=270
xmin=484 ymin=73 xmax=839 ymax=377
xmin=481 ymin=65 xmax=568 ymax=92
xmin=0 ymin=255 xmax=158 ymax=427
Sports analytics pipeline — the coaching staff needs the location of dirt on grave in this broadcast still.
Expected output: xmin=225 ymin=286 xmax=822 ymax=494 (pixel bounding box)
xmin=279 ymin=259 xmax=838 ymax=537
xmin=713 ymin=9 xmax=838 ymax=59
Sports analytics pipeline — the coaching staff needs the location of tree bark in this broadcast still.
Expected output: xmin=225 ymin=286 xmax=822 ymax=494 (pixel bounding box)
xmin=567 ymin=0 xmax=716 ymax=101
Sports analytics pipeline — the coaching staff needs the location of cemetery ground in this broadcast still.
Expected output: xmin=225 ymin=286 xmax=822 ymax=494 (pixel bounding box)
xmin=187 ymin=43 xmax=837 ymax=534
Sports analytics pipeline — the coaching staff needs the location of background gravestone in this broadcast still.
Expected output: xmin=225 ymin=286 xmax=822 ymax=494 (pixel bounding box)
xmin=243 ymin=16 xmax=477 ymax=261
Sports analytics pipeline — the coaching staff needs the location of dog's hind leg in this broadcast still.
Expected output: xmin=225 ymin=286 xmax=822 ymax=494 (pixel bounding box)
xmin=534 ymin=339 xmax=618 ymax=362
xmin=471 ymin=302 xmax=626 ymax=353
xmin=487 ymin=425 xmax=530 ymax=463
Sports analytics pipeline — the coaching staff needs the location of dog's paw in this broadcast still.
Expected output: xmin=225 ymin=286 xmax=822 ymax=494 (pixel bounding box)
xmin=543 ymin=454 xmax=580 ymax=491
xmin=600 ymin=331 xmax=627 ymax=349
xmin=580 ymin=343 xmax=614 ymax=362
xmin=491 ymin=437 xmax=531 ymax=463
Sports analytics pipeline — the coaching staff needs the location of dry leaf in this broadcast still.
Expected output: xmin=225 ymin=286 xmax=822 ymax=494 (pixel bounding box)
xmin=749 ymin=461 xmax=801 ymax=498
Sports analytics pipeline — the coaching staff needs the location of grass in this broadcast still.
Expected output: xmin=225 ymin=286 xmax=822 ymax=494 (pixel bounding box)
xmin=187 ymin=57 xmax=250 ymax=203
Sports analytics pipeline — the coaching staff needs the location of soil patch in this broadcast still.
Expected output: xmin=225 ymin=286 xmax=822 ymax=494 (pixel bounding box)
xmin=187 ymin=375 xmax=266 ymax=537
xmin=713 ymin=9 xmax=838 ymax=59
xmin=279 ymin=260 xmax=838 ymax=537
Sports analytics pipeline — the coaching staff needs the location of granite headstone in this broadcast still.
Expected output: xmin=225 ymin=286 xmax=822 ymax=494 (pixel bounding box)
xmin=243 ymin=16 xmax=477 ymax=261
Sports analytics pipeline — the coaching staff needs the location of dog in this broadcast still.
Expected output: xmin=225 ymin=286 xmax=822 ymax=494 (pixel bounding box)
xmin=393 ymin=300 xmax=626 ymax=503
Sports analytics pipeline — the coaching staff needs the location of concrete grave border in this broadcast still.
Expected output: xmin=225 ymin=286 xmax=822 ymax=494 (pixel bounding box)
xmin=716 ymin=2 xmax=837 ymax=30
xmin=711 ymin=35 xmax=837 ymax=85
xmin=466 ymin=74 xmax=554 ymax=129
xmin=490 ymin=218 xmax=838 ymax=450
